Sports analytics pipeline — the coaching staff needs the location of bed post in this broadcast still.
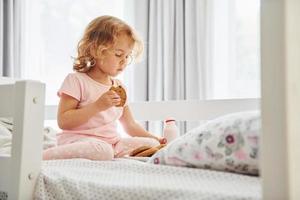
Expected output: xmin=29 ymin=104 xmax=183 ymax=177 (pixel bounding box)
xmin=9 ymin=81 xmax=45 ymax=200
xmin=261 ymin=0 xmax=300 ymax=199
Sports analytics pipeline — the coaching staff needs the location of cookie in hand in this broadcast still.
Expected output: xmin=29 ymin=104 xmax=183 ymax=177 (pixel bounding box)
xmin=109 ymin=85 xmax=127 ymax=107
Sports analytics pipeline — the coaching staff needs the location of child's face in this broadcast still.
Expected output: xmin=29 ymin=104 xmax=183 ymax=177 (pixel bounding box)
xmin=97 ymin=34 xmax=134 ymax=77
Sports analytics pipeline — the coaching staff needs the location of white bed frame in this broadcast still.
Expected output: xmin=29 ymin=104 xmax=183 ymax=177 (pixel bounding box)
xmin=261 ymin=1 xmax=300 ymax=199
xmin=0 ymin=78 xmax=45 ymax=200
xmin=0 ymin=1 xmax=300 ymax=199
xmin=46 ymin=99 xmax=259 ymax=122
xmin=0 ymin=78 xmax=259 ymax=199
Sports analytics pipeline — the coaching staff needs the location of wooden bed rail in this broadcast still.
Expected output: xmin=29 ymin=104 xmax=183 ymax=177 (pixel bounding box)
xmin=45 ymin=98 xmax=260 ymax=121
xmin=128 ymin=98 xmax=259 ymax=121
xmin=0 ymin=80 xmax=45 ymax=200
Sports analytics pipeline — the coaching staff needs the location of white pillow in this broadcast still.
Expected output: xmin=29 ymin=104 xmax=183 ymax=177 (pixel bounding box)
xmin=148 ymin=111 xmax=260 ymax=175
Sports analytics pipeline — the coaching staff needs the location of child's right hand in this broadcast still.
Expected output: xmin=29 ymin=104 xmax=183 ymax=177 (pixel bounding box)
xmin=159 ymin=138 xmax=167 ymax=144
xmin=94 ymin=90 xmax=121 ymax=111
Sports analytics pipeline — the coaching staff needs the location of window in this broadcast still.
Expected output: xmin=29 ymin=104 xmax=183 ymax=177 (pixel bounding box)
xmin=20 ymin=1 xmax=260 ymax=130
xmin=211 ymin=0 xmax=260 ymax=99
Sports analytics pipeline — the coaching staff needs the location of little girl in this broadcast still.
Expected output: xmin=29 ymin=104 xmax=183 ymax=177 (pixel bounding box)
xmin=43 ymin=15 xmax=165 ymax=160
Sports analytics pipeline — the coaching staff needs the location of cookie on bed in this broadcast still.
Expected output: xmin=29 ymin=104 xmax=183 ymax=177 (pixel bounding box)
xmin=131 ymin=144 xmax=167 ymax=157
xmin=130 ymin=146 xmax=151 ymax=156
xmin=135 ymin=146 xmax=158 ymax=157
xmin=109 ymin=85 xmax=127 ymax=107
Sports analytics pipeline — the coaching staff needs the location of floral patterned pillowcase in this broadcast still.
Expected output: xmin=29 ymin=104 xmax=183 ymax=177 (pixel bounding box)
xmin=148 ymin=111 xmax=261 ymax=175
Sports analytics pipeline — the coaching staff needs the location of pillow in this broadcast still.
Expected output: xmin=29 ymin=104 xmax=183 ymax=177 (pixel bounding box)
xmin=148 ymin=111 xmax=260 ymax=175
xmin=0 ymin=120 xmax=12 ymax=156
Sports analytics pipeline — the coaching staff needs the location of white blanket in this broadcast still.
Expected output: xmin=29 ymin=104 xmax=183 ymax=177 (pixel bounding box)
xmin=0 ymin=118 xmax=57 ymax=156
xmin=0 ymin=124 xmax=11 ymax=156
xmin=34 ymin=159 xmax=261 ymax=200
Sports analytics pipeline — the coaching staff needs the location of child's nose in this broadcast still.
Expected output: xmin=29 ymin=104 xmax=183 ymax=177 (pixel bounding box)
xmin=119 ymin=56 xmax=131 ymax=66
xmin=119 ymin=58 xmax=126 ymax=65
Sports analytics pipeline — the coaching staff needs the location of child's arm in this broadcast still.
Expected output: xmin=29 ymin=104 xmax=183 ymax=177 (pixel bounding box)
xmin=58 ymin=91 xmax=120 ymax=129
xmin=119 ymin=106 xmax=166 ymax=144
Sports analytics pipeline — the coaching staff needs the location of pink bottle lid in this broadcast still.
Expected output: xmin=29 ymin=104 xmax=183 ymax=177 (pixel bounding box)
xmin=165 ymin=118 xmax=175 ymax=123
xmin=165 ymin=119 xmax=175 ymax=123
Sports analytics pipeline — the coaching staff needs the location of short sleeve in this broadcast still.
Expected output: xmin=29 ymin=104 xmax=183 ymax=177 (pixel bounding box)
xmin=58 ymin=73 xmax=81 ymax=101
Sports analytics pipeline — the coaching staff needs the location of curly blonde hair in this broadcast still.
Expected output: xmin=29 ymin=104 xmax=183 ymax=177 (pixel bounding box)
xmin=73 ymin=15 xmax=143 ymax=72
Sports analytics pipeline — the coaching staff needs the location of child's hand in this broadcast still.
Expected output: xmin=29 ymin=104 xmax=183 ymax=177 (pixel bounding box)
xmin=94 ymin=90 xmax=121 ymax=111
xmin=157 ymin=137 xmax=167 ymax=144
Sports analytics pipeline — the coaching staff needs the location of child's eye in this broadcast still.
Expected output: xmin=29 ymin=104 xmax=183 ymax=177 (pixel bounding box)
xmin=115 ymin=54 xmax=122 ymax=57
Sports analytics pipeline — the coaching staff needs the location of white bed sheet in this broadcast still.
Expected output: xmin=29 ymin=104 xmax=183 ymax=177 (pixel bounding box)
xmin=34 ymin=159 xmax=261 ymax=200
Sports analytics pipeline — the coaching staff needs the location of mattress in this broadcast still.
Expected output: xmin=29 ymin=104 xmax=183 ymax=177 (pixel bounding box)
xmin=34 ymin=159 xmax=261 ymax=200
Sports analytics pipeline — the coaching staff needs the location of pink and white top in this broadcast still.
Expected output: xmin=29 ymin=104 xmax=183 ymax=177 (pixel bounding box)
xmin=57 ymin=72 xmax=127 ymax=144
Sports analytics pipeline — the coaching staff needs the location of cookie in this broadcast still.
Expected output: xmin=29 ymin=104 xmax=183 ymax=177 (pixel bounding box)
xmin=135 ymin=146 xmax=159 ymax=157
xmin=109 ymin=85 xmax=127 ymax=107
xmin=130 ymin=146 xmax=151 ymax=156
xmin=132 ymin=144 xmax=167 ymax=157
